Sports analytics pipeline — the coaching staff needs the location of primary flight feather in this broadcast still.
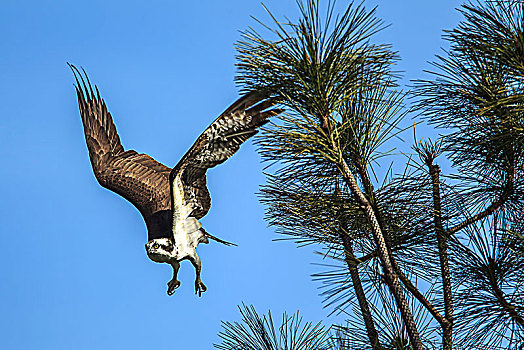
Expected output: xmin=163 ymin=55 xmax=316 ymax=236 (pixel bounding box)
xmin=70 ymin=64 xmax=281 ymax=296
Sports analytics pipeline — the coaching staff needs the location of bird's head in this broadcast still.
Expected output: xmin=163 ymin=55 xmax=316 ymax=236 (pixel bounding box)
xmin=145 ymin=238 xmax=175 ymax=263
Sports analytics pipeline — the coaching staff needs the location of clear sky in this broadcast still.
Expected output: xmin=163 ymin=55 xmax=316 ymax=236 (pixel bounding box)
xmin=0 ymin=1 xmax=462 ymax=349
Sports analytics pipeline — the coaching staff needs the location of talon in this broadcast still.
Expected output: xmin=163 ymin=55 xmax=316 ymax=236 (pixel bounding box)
xmin=195 ymin=280 xmax=207 ymax=297
xmin=167 ymin=279 xmax=181 ymax=296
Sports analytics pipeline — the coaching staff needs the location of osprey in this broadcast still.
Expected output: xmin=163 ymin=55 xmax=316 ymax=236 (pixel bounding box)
xmin=70 ymin=65 xmax=280 ymax=296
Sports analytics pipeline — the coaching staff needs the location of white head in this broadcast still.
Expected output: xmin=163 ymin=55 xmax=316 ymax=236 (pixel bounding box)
xmin=145 ymin=238 xmax=175 ymax=263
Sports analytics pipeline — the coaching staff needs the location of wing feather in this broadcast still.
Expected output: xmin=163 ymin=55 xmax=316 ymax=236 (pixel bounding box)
xmin=70 ymin=64 xmax=172 ymax=222
xmin=170 ymin=92 xmax=282 ymax=219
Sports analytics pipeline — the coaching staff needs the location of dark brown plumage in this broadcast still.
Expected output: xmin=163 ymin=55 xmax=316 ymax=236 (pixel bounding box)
xmin=70 ymin=64 xmax=281 ymax=243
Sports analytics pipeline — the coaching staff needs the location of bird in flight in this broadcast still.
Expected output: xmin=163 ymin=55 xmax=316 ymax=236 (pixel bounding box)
xmin=70 ymin=64 xmax=281 ymax=296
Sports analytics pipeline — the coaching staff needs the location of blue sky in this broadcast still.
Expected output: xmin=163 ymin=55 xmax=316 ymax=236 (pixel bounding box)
xmin=0 ymin=1 xmax=462 ymax=348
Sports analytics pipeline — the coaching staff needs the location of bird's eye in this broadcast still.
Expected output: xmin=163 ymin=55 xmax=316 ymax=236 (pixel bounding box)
xmin=153 ymin=243 xmax=159 ymax=249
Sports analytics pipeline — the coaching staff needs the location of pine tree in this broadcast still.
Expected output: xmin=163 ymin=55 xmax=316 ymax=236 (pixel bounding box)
xmin=215 ymin=1 xmax=524 ymax=349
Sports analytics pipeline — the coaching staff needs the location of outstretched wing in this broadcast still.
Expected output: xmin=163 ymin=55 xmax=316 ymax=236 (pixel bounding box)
xmin=170 ymin=92 xmax=282 ymax=219
xmin=70 ymin=64 xmax=172 ymax=225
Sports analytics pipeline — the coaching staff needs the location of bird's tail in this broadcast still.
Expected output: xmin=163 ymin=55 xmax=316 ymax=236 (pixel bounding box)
xmin=201 ymin=228 xmax=237 ymax=247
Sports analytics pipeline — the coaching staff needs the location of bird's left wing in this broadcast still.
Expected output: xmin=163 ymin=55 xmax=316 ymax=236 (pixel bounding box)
xmin=170 ymin=92 xmax=282 ymax=219
xmin=70 ymin=64 xmax=173 ymax=236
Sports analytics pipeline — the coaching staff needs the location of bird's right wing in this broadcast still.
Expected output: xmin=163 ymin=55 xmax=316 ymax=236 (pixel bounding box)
xmin=170 ymin=92 xmax=282 ymax=220
xmin=70 ymin=64 xmax=172 ymax=219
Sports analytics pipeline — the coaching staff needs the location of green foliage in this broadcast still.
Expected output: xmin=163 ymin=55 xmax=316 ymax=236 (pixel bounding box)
xmin=220 ymin=0 xmax=524 ymax=349
xmin=236 ymin=0 xmax=395 ymax=124
xmin=414 ymin=1 xmax=524 ymax=348
xmin=414 ymin=1 xmax=524 ymax=214
xmin=333 ymin=285 xmax=440 ymax=350
xmin=214 ymin=304 xmax=334 ymax=350
xmin=455 ymin=0 xmax=524 ymax=85
xmin=450 ymin=220 xmax=524 ymax=349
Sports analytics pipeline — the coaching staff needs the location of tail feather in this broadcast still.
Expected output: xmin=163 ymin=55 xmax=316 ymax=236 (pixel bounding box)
xmin=201 ymin=228 xmax=237 ymax=247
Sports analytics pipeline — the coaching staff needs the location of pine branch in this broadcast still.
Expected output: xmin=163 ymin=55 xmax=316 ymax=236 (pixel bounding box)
xmin=426 ymin=161 xmax=454 ymax=350
xmin=450 ymin=219 xmax=524 ymax=348
xmin=335 ymin=182 xmax=382 ymax=349
xmin=412 ymin=2 xmax=524 ymax=345
xmin=237 ymin=1 xmax=425 ymax=348
xmin=339 ymin=231 xmax=382 ymax=349
xmin=448 ymin=164 xmax=515 ymax=235
xmin=336 ymin=156 xmax=424 ymax=350
xmin=488 ymin=276 xmax=524 ymax=327
xmin=389 ymin=252 xmax=447 ymax=328
xmin=356 ymin=147 xmax=449 ymax=334
xmin=215 ymin=304 xmax=334 ymax=350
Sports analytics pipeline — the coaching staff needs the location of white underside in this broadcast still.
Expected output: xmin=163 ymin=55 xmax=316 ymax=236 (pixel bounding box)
xmin=172 ymin=174 xmax=202 ymax=260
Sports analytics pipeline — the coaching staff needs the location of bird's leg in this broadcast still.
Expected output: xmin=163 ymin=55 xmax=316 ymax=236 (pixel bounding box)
xmin=166 ymin=261 xmax=181 ymax=296
xmin=188 ymin=253 xmax=207 ymax=297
